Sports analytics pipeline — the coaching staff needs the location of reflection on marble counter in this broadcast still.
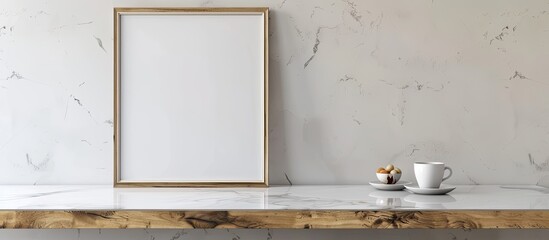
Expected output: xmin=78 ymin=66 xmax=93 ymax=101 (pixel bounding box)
xmin=1 ymin=185 xmax=549 ymax=210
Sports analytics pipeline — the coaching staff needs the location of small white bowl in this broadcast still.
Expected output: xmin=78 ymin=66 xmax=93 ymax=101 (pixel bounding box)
xmin=376 ymin=173 xmax=401 ymax=184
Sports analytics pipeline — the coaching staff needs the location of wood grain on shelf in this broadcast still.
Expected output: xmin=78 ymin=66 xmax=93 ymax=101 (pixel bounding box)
xmin=1 ymin=210 xmax=548 ymax=229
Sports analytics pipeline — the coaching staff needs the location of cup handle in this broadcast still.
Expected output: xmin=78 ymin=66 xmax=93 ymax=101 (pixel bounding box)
xmin=442 ymin=166 xmax=453 ymax=182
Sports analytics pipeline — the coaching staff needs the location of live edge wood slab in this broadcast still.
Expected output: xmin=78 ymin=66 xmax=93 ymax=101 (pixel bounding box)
xmin=1 ymin=185 xmax=549 ymax=229
xmin=2 ymin=210 xmax=549 ymax=229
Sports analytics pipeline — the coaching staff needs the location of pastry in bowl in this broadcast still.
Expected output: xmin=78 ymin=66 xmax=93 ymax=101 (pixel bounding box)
xmin=376 ymin=164 xmax=402 ymax=184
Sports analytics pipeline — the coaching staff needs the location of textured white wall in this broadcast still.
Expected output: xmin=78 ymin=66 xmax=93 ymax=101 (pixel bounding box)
xmin=1 ymin=0 xmax=549 ymax=186
xmin=1 ymin=0 xmax=549 ymax=238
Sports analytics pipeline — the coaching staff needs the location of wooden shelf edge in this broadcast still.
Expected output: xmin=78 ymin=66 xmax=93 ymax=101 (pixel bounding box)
xmin=1 ymin=210 xmax=548 ymax=229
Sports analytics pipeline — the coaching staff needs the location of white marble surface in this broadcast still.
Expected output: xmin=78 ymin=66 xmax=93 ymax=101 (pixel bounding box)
xmin=1 ymin=185 xmax=548 ymax=211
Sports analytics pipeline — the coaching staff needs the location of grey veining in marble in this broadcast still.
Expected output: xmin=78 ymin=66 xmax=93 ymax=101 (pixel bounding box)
xmin=0 ymin=0 xmax=548 ymax=187
xmin=1 ymin=185 xmax=549 ymax=211
xmin=1 ymin=228 xmax=549 ymax=240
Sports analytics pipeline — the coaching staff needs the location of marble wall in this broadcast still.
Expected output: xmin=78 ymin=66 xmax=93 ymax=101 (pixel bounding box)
xmin=1 ymin=0 xmax=549 ymax=186
xmin=1 ymin=0 xmax=549 ymax=239
xmin=2 ymin=229 xmax=549 ymax=240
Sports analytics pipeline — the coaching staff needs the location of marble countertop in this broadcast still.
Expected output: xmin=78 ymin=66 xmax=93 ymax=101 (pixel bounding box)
xmin=0 ymin=184 xmax=548 ymax=211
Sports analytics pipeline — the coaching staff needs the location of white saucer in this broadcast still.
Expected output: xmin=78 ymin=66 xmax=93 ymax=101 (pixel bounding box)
xmin=404 ymin=184 xmax=456 ymax=195
xmin=369 ymin=181 xmax=412 ymax=191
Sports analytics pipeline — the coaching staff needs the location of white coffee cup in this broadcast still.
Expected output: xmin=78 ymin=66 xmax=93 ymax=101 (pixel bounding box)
xmin=414 ymin=162 xmax=452 ymax=188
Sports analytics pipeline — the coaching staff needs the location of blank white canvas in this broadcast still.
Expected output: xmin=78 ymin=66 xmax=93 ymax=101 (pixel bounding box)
xmin=119 ymin=13 xmax=265 ymax=182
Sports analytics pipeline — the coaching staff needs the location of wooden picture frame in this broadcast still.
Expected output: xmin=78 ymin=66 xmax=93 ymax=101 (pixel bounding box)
xmin=113 ymin=8 xmax=268 ymax=187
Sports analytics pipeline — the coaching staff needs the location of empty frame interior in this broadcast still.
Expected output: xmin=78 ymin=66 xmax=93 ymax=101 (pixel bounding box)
xmin=114 ymin=8 xmax=268 ymax=187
